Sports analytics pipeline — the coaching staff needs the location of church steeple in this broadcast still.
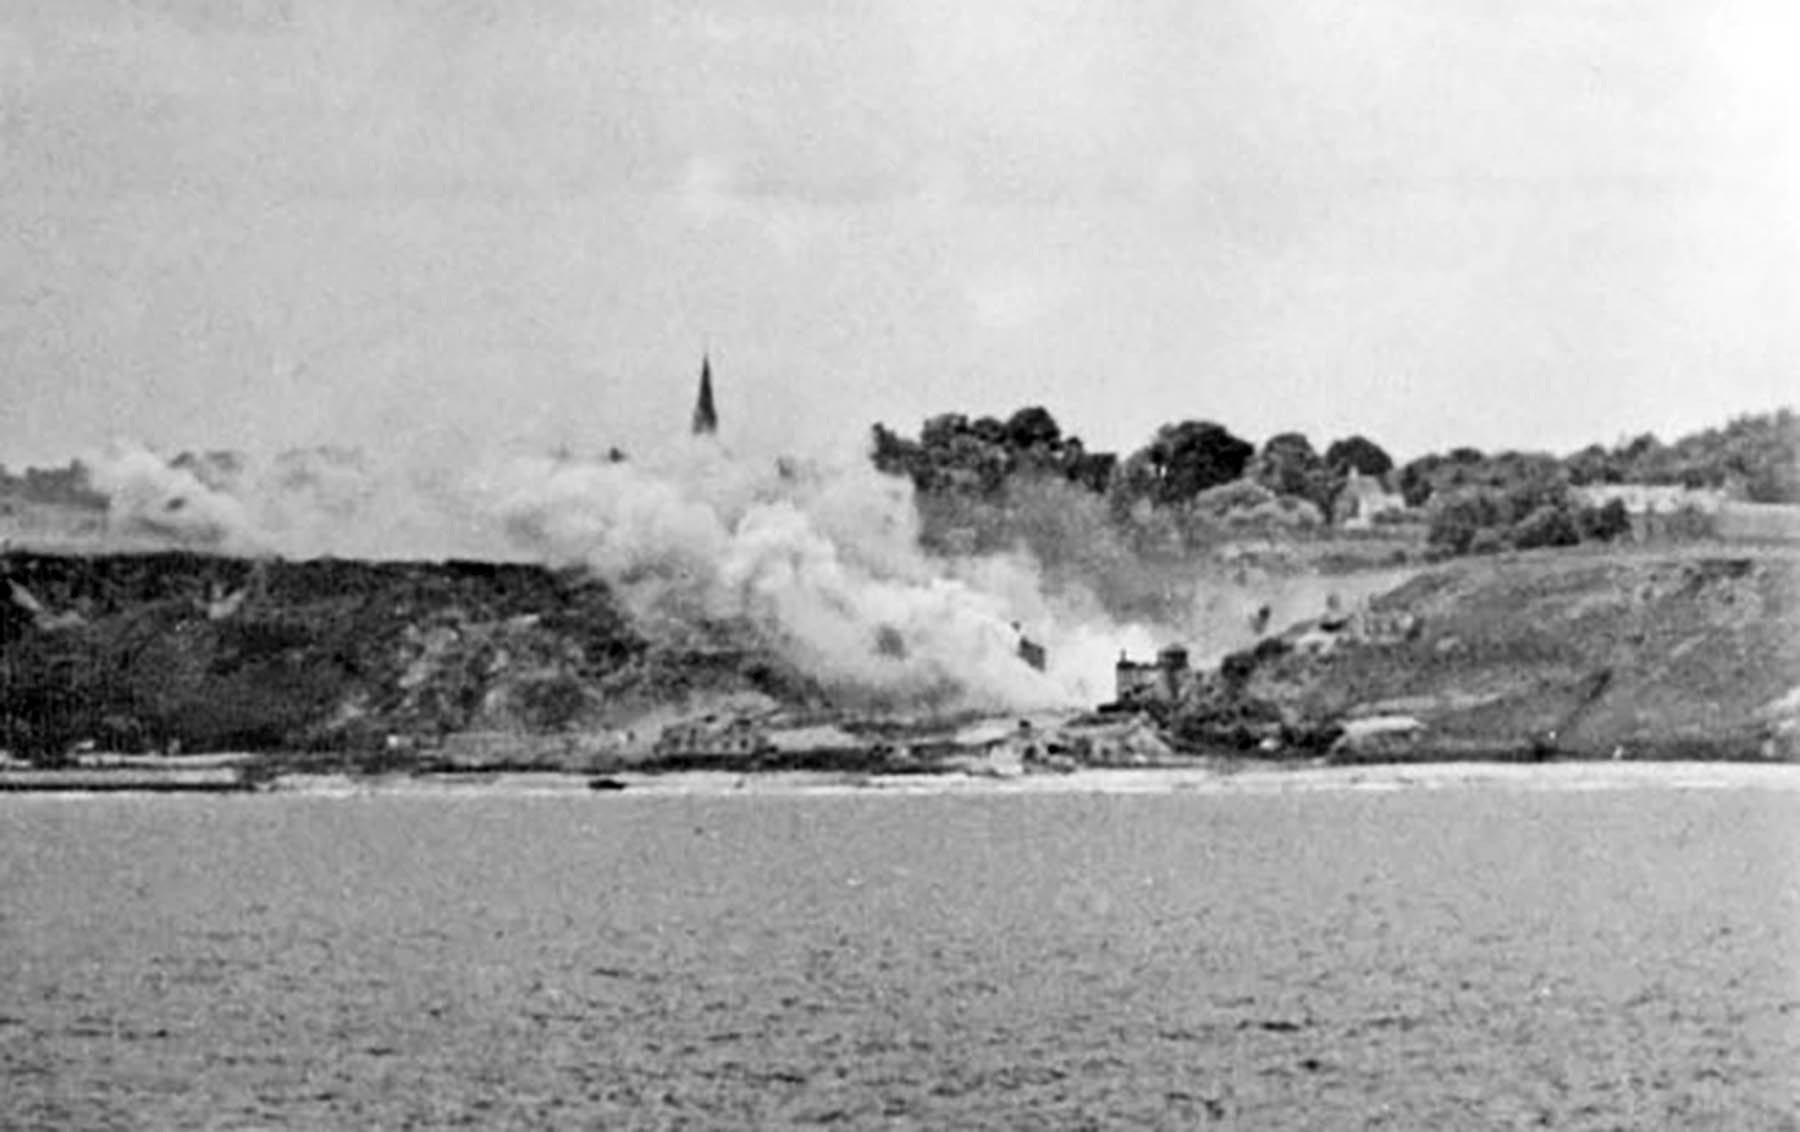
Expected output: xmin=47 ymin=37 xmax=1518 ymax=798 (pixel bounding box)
xmin=691 ymin=353 xmax=718 ymax=436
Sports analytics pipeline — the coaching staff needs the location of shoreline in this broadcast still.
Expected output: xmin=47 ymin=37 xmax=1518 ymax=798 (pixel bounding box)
xmin=6 ymin=760 xmax=1798 ymax=798
xmin=590 ymin=761 xmax=1800 ymax=796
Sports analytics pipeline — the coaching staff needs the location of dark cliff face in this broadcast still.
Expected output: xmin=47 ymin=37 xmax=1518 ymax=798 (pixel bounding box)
xmin=1 ymin=551 xmax=656 ymax=760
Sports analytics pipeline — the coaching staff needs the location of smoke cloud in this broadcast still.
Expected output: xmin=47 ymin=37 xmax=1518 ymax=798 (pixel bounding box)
xmin=83 ymin=437 xmax=1154 ymax=712
xmin=482 ymin=442 xmax=1143 ymax=709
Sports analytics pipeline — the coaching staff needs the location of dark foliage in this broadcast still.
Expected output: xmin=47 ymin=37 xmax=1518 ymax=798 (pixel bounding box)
xmin=1118 ymin=420 xmax=1255 ymax=507
xmin=1323 ymin=435 xmax=1395 ymax=478
xmin=1577 ymin=498 xmax=1632 ymax=542
xmin=871 ymin=406 xmax=1108 ymax=499
xmin=1511 ymin=504 xmax=1582 ymax=551
xmin=0 ymin=551 xmax=649 ymax=759
xmin=1561 ymin=410 xmax=1799 ymax=501
xmin=1427 ymin=478 xmax=1635 ymax=557
xmin=1249 ymin=432 xmax=1337 ymax=514
xmin=1402 ymin=409 xmax=1797 ymax=508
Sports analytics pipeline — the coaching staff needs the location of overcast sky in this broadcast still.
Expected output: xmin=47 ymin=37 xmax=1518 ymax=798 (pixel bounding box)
xmin=2 ymin=0 xmax=1795 ymax=466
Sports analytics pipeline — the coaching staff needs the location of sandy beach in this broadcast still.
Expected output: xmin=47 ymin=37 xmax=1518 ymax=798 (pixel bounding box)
xmin=238 ymin=760 xmax=1800 ymax=800
xmin=610 ymin=761 xmax=1800 ymax=796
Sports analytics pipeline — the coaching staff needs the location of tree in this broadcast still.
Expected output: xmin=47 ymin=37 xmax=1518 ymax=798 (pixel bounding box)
xmin=968 ymin=416 xmax=1007 ymax=445
xmin=1069 ymin=451 xmax=1117 ymax=494
xmin=872 ymin=408 xmax=1119 ymax=503
xmin=871 ymin=423 xmax=934 ymax=490
xmin=1512 ymin=503 xmax=1581 ymax=550
xmin=1397 ymin=456 xmax=1434 ymax=508
xmin=1323 ymin=435 xmax=1394 ymax=479
xmin=1249 ymin=432 xmax=1335 ymax=513
xmin=1564 ymin=444 xmax=1620 ymax=486
xmin=1124 ymin=421 xmax=1255 ymax=506
xmin=1004 ymin=406 xmax=1061 ymax=450
xmin=919 ymin=413 xmax=970 ymax=450
xmin=1427 ymin=489 xmax=1508 ymax=555
xmin=1577 ymin=498 xmax=1632 ymax=542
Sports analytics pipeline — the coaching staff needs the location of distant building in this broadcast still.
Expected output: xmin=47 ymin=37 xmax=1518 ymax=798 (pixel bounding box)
xmin=655 ymin=715 xmax=770 ymax=759
xmin=692 ymin=354 xmax=718 ymax=436
xmin=1573 ymin=483 xmax=1727 ymax=516
xmin=1114 ymin=645 xmax=1192 ymax=708
xmin=1574 ymin=483 xmax=1735 ymax=542
xmin=1334 ymin=469 xmax=1408 ymax=529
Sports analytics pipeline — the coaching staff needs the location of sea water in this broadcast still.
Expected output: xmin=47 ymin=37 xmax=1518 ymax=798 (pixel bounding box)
xmin=4 ymin=779 xmax=1797 ymax=1128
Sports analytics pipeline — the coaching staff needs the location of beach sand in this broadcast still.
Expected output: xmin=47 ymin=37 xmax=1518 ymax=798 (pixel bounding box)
xmin=256 ymin=760 xmax=1800 ymax=798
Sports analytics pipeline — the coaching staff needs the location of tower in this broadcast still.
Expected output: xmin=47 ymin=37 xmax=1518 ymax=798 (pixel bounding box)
xmin=691 ymin=354 xmax=718 ymax=436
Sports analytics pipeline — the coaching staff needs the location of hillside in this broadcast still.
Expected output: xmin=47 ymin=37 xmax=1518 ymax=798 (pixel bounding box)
xmin=4 ymin=544 xmax=1796 ymax=769
xmin=1210 ymin=545 xmax=1800 ymax=761
xmin=1 ymin=551 xmax=821 ymax=763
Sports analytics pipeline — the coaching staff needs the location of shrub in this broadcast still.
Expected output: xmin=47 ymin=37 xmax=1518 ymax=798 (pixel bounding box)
xmin=1576 ymin=498 xmax=1632 ymax=542
xmin=1511 ymin=503 xmax=1581 ymax=550
xmin=1186 ymin=479 xmax=1323 ymax=532
xmin=1467 ymin=528 xmax=1510 ymax=555
xmin=1191 ymin=478 xmax=1277 ymax=515
xmin=1427 ymin=490 xmax=1507 ymax=554
xmin=1659 ymin=503 xmax=1717 ymax=541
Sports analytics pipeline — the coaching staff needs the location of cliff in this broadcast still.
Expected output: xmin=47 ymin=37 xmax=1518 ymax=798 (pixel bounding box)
xmin=0 ymin=551 xmax=818 ymax=763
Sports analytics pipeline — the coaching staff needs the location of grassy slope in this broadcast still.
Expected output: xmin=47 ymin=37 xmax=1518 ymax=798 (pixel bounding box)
xmin=1253 ymin=544 xmax=1800 ymax=758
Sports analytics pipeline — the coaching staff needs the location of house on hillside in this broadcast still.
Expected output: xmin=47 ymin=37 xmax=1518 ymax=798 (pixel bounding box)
xmin=1575 ymin=483 xmax=1734 ymax=541
xmin=1334 ymin=470 xmax=1408 ymax=529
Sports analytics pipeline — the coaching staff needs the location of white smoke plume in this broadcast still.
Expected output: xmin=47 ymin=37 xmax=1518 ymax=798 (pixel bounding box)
xmin=83 ymin=437 xmax=1152 ymax=711
xmin=482 ymin=442 xmax=1144 ymax=709
xmin=90 ymin=441 xmax=504 ymax=561
xmin=88 ymin=443 xmax=259 ymax=552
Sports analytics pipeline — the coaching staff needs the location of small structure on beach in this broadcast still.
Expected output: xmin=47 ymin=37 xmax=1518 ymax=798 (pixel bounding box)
xmin=654 ymin=714 xmax=774 ymax=760
xmin=1113 ymin=645 xmax=1194 ymax=709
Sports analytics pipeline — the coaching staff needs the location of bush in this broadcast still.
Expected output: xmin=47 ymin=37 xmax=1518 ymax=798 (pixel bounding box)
xmin=1511 ymin=503 xmax=1581 ymax=550
xmin=1190 ymin=478 xmax=1277 ymax=515
xmin=1186 ymin=479 xmax=1324 ymax=531
xmin=1658 ymin=504 xmax=1717 ymax=541
xmin=1576 ymin=498 xmax=1632 ymax=542
xmin=1468 ymin=528 xmax=1510 ymax=555
xmin=1427 ymin=490 xmax=1507 ymax=554
xmin=1430 ymin=482 xmax=1619 ymax=557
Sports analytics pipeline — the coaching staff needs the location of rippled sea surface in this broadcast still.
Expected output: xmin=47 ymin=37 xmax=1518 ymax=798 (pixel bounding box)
xmin=5 ymin=783 xmax=1799 ymax=1129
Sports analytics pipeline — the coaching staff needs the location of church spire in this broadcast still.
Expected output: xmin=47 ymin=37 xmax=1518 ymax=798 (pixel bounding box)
xmin=691 ymin=353 xmax=718 ymax=436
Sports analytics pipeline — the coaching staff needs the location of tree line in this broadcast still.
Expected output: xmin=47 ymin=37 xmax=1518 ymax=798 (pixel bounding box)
xmin=871 ymin=406 xmax=1797 ymax=558
xmin=874 ymin=411 xmax=1394 ymax=519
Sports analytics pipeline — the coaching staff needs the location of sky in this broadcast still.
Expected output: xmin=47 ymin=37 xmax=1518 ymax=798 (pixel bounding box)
xmin=1 ymin=0 xmax=1795 ymax=468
